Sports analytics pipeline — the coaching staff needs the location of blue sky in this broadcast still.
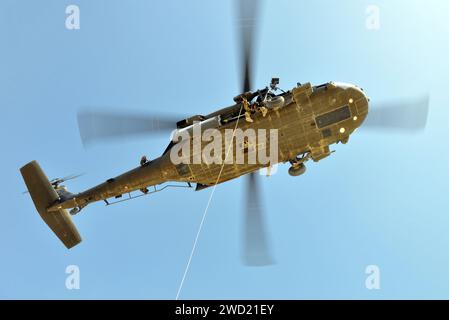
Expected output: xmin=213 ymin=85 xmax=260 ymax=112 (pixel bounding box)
xmin=1 ymin=0 xmax=449 ymax=299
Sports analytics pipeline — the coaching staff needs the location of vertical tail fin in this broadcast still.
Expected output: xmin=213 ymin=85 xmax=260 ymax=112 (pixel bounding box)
xmin=20 ymin=161 xmax=82 ymax=249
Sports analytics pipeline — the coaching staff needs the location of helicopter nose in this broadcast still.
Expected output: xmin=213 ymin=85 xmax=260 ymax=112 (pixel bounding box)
xmin=349 ymin=85 xmax=369 ymax=126
xmin=329 ymin=82 xmax=369 ymax=134
xmin=335 ymin=82 xmax=369 ymax=127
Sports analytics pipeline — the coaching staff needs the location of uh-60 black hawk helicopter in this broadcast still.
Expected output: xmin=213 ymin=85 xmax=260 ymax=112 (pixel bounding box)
xmin=20 ymin=0 xmax=429 ymax=266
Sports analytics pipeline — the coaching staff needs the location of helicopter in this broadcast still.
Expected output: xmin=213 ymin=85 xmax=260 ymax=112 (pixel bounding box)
xmin=20 ymin=0 xmax=429 ymax=266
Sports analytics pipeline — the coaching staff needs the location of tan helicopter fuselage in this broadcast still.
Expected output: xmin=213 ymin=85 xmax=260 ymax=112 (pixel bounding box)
xmin=50 ymin=82 xmax=369 ymax=212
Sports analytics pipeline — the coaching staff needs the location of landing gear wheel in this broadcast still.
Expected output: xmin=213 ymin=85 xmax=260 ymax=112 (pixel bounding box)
xmin=288 ymin=163 xmax=306 ymax=177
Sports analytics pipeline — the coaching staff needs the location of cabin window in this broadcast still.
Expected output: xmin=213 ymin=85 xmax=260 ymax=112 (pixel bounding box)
xmin=316 ymin=105 xmax=351 ymax=129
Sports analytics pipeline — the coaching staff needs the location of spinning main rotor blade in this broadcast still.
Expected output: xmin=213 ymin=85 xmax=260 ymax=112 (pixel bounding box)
xmin=77 ymin=111 xmax=180 ymax=146
xmin=363 ymin=95 xmax=430 ymax=132
xmin=243 ymin=172 xmax=274 ymax=266
xmin=236 ymin=0 xmax=273 ymax=265
xmin=238 ymin=0 xmax=260 ymax=93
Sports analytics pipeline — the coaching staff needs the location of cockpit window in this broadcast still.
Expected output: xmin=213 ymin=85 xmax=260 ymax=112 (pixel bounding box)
xmin=316 ymin=105 xmax=351 ymax=128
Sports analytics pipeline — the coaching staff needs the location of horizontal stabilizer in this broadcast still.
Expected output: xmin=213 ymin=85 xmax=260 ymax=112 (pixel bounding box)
xmin=20 ymin=161 xmax=81 ymax=249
